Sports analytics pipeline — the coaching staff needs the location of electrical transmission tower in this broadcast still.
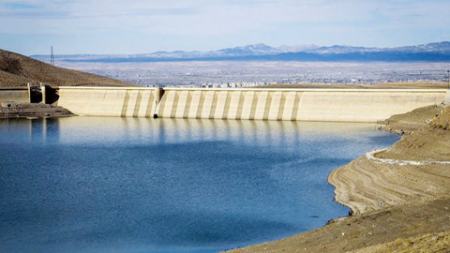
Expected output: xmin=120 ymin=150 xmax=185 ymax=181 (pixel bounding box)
xmin=447 ymin=70 xmax=449 ymax=90
xmin=50 ymin=46 xmax=55 ymax=65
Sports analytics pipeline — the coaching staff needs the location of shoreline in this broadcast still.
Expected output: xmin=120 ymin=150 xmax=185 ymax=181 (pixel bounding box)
xmin=328 ymin=105 xmax=450 ymax=216
xmin=227 ymin=104 xmax=450 ymax=252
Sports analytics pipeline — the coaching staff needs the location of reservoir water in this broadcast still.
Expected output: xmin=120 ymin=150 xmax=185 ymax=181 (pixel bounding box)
xmin=0 ymin=117 xmax=398 ymax=253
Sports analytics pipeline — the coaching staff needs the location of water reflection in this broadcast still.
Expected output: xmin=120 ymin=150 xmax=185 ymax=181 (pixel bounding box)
xmin=2 ymin=116 xmax=383 ymax=147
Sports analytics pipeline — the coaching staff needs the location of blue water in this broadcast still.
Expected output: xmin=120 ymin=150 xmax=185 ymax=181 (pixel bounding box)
xmin=0 ymin=117 xmax=398 ymax=253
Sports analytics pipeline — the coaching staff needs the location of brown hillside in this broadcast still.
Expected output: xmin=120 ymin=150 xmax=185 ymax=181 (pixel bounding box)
xmin=0 ymin=49 xmax=128 ymax=87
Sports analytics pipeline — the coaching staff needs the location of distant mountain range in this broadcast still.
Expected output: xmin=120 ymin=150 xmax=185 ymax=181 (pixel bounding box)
xmin=32 ymin=41 xmax=450 ymax=63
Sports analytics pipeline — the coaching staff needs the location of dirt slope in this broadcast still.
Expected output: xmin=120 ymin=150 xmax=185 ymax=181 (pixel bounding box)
xmin=379 ymin=105 xmax=450 ymax=161
xmin=382 ymin=105 xmax=442 ymax=133
xmin=0 ymin=49 xmax=128 ymax=87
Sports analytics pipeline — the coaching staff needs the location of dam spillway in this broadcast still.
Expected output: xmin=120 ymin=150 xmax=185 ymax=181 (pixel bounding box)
xmin=56 ymin=87 xmax=448 ymax=122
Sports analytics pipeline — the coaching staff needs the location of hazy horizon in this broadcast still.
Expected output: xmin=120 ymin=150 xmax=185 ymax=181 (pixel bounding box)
xmin=1 ymin=0 xmax=450 ymax=55
xmin=25 ymin=40 xmax=450 ymax=57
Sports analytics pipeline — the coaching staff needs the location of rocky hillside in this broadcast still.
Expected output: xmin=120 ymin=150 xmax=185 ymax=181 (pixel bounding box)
xmin=0 ymin=49 xmax=127 ymax=87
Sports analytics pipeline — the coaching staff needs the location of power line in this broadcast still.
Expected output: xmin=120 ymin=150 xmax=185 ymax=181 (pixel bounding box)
xmin=50 ymin=46 xmax=54 ymax=65
xmin=447 ymin=69 xmax=449 ymax=90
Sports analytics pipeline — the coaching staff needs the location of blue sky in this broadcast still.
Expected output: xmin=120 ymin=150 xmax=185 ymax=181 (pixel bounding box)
xmin=1 ymin=0 xmax=449 ymax=55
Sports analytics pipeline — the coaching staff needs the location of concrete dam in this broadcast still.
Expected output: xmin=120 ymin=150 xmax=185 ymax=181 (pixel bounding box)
xmin=0 ymin=88 xmax=30 ymax=104
xmin=56 ymin=86 xmax=449 ymax=122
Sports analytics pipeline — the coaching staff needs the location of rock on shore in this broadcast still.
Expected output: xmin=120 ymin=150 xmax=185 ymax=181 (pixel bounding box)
xmin=0 ymin=102 xmax=73 ymax=119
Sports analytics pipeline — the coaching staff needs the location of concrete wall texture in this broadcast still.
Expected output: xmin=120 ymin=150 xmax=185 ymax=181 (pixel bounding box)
xmin=0 ymin=89 xmax=29 ymax=104
xmin=57 ymin=87 xmax=448 ymax=122
xmin=58 ymin=87 xmax=160 ymax=117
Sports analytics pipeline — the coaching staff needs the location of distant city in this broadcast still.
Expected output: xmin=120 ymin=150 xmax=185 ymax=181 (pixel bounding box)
xmin=55 ymin=61 xmax=449 ymax=88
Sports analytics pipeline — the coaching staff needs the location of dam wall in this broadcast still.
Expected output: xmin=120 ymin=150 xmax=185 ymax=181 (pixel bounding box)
xmin=0 ymin=88 xmax=29 ymax=104
xmin=57 ymin=87 xmax=161 ymax=117
xmin=57 ymin=86 xmax=448 ymax=122
xmin=157 ymin=88 xmax=447 ymax=122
